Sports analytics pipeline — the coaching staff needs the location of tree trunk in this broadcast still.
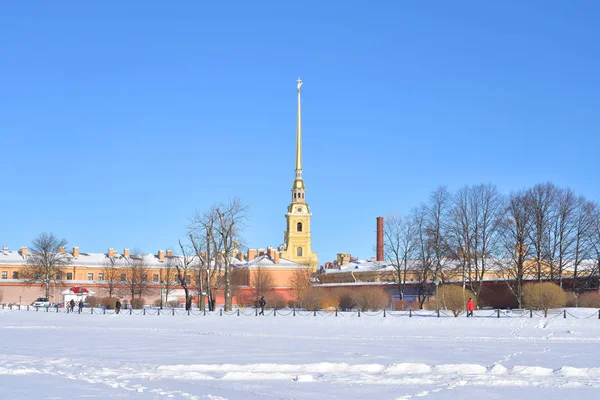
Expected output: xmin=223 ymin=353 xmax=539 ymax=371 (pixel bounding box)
xmin=224 ymin=266 xmax=232 ymax=311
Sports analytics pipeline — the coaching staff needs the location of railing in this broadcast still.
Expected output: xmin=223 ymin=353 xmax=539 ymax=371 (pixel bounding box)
xmin=1 ymin=304 xmax=600 ymax=319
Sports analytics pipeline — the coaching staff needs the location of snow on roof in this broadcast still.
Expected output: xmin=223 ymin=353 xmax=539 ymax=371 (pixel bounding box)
xmin=321 ymin=258 xmax=599 ymax=274
xmin=236 ymin=254 xmax=307 ymax=269
xmin=0 ymin=249 xmax=308 ymax=269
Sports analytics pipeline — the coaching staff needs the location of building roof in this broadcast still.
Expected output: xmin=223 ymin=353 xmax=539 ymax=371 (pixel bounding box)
xmin=0 ymin=249 xmax=307 ymax=269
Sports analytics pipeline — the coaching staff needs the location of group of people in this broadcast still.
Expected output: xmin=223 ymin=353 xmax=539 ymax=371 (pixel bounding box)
xmin=67 ymin=298 xmax=123 ymax=314
xmin=67 ymin=299 xmax=84 ymax=313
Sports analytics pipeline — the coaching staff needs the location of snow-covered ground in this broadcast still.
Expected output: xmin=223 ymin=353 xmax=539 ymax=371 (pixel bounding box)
xmin=1 ymin=308 xmax=600 ymax=399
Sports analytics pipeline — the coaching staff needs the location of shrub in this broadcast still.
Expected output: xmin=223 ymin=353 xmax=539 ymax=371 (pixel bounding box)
xmin=235 ymin=291 xmax=255 ymax=308
xmin=265 ymin=292 xmax=287 ymax=309
xmin=86 ymin=296 xmax=100 ymax=308
xmin=167 ymin=300 xmax=180 ymax=308
xmin=392 ymin=299 xmax=412 ymax=311
xmin=523 ymin=282 xmax=566 ymax=317
xmin=336 ymin=289 xmax=356 ymax=311
xmin=353 ymin=287 xmax=389 ymax=311
xmin=565 ymin=292 xmax=579 ymax=307
xmin=438 ymin=285 xmax=475 ymax=317
xmin=578 ymin=291 xmax=600 ymax=308
xmin=287 ymin=299 xmax=298 ymax=309
xmin=320 ymin=292 xmax=339 ymax=311
xmin=300 ymin=287 xmax=322 ymax=311
xmin=100 ymin=297 xmax=117 ymax=309
xmin=130 ymin=298 xmax=146 ymax=309
xmin=153 ymin=299 xmax=162 ymax=307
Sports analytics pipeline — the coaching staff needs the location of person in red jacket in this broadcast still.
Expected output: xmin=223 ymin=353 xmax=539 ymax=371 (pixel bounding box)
xmin=466 ymin=298 xmax=475 ymax=317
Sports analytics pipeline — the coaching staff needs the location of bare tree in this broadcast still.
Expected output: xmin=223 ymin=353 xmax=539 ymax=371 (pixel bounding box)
xmin=526 ymin=183 xmax=557 ymax=281
xmin=213 ymin=198 xmax=248 ymax=311
xmin=585 ymin=202 xmax=600 ymax=290
xmin=412 ymin=205 xmax=435 ymax=308
xmin=426 ymin=186 xmax=452 ymax=278
xmin=101 ymin=255 xmax=122 ymax=298
xmin=162 ymin=253 xmax=178 ymax=308
xmin=188 ymin=208 xmax=220 ymax=311
xmin=383 ymin=214 xmax=416 ymax=300
xmin=175 ymin=240 xmax=197 ymax=310
xmin=289 ymin=267 xmax=312 ymax=307
xmin=499 ymin=191 xmax=533 ymax=308
xmin=250 ymin=265 xmax=274 ymax=303
xmin=123 ymin=249 xmax=150 ymax=300
xmin=21 ymin=233 xmax=71 ymax=299
xmin=448 ymin=184 xmax=503 ymax=303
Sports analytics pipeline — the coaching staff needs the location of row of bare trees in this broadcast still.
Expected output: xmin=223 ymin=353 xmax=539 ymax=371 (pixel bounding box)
xmin=385 ymin=183 xmax=600 ymax=308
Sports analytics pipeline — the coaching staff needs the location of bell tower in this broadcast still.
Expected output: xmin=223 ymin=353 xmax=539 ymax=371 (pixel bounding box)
xmin=281 ymin=78 xmax=318 ymax=269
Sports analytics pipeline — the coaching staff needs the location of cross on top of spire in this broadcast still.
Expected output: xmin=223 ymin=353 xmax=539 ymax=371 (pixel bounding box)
xmin=297 ymin=77 xmax=303 ymax=90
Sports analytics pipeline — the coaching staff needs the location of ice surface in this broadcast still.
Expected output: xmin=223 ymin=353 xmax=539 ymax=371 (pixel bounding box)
xmin=1 ymin=308 xmax=599 ymax=399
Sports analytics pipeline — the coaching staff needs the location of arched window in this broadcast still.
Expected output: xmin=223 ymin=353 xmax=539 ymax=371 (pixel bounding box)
xmin=297 ymin=222 xmax=303 ymax=232
xmin=293 ymin=193 xmax=296 ymax=199
xmin=297 ymin=247 xmax=303 ymax=257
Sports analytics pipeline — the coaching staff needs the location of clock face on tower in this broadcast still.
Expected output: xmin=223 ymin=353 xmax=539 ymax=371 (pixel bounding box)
xmin=296 ymin=207 xmax=303 ymax=213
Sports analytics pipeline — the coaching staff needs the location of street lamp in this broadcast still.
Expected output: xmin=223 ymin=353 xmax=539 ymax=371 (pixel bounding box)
xmin=433 ymin=276 xmax=441 ymax=313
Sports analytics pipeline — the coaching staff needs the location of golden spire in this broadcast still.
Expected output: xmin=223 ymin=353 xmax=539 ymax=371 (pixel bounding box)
xmin=296 ymin=77 xmax=303 ymax=173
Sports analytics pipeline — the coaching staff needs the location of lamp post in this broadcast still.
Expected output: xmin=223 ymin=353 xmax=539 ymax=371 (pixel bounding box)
xmin=433 ymin=276 xmax=440 ymax=313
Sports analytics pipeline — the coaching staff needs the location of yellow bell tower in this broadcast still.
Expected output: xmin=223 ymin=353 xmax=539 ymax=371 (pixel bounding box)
xmin=280 ymin=78 xmax=318 ymax=269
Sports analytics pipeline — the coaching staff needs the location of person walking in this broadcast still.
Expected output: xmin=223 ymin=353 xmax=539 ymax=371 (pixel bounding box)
xmin=258 ymin=296 xmax=266 ymax=315
xmin=115 ymin=299 xmax=121 ymax=315
xmin=466 ymin=298 xmax=475 ymax=317
xmin=78 ymin=300 xmax=84 ymax=313
xmin=69 ymin=299 xmax=75 ymax=313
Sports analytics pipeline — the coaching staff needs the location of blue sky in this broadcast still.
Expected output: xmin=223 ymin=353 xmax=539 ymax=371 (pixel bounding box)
xmin=1 ymin=1 xmax=599 ymax=263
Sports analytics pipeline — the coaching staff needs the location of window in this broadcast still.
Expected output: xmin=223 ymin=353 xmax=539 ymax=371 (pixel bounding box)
xmin=12 ymin=271 xmax=18 ymax=279
xmin=120 ymin=273 xmax=126 ymax=281
xmin=87 ymin=273 xmax=94 ymax=280
xmin=153 ymin=274 xmax=159 ymax=282
xmin=297 ymin=247 xmax=303 ymax=257
xmin=297 ymin=222 xmax=303 ymax=232
xmin=185 ymin=274 xmax=191 ymax=284
xmin=1 ymin=271 xmax=6 ymax=279
xmin=98 ymin=272 xmax=104 ymax=281
xmin=56 ymin=271 xmax=62 ymax=280
xmin=66 ymin=272 xmax=73 ymax=280
xmin=142 ymin=274 xmax=148 ymax=282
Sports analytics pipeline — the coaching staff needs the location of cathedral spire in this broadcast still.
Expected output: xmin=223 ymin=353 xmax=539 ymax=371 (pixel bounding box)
xmin=295 ymin=77 xmax=303 ymax=175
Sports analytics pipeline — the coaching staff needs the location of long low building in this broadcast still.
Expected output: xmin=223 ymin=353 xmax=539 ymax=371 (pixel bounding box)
xmin=0 ymin=246 xmax=310 ymax=306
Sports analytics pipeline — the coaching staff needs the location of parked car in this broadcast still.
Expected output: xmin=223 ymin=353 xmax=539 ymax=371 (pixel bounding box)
xmin=31 ymin=298 xmax=50 ymax=307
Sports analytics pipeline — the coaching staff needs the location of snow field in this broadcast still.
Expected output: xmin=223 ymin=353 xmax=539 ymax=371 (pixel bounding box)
xmin=1 ymin=309 xmax=600 ymax=399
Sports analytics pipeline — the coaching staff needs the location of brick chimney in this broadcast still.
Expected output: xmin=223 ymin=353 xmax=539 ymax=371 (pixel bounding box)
xmin=166 ymin=249 xmax=173 ymax=257
xmin=59 ymin=247 xmax=65 ymax=254
xmin=158 ymin=250 xmax=165 ymax=262
xmin=20 ymin=246 xmax=27 ymax=257
xmin=236 ymin=252 xmax=244 ymax=261
xmin=258 ymin=248 xmax=265 ymax=256
xmin=274 ymin=251 xmax=280 ymax=264
xmin=376 ymin=216 xmax=384 ymax=261
xmin=247 ymin=249 xmax=256 ymax=261
xmin=72 ymin=247 xmax=79 ymax=258
xmin=124 ymin=248 xmax=130 ymax=258
xmin=108 ymin=248 xmax=115 ymax=258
